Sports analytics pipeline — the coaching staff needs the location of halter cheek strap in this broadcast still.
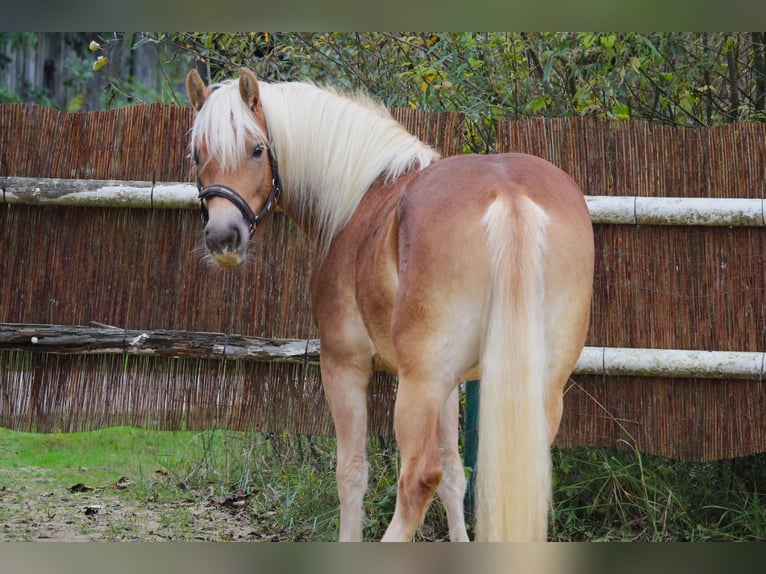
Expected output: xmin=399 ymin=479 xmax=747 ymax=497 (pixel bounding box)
xmin=197 ymin=146 xmax=282 ymax=238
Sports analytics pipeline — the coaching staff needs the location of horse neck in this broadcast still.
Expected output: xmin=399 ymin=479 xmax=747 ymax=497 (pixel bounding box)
xmin=261 ymin=82 xmax=437 ymax=255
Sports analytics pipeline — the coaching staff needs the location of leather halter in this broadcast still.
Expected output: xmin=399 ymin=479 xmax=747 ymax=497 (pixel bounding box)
xmin=197 ymin=145 xmax=282 ymax=238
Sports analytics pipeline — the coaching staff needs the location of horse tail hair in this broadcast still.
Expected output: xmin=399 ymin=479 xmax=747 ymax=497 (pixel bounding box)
xmin=476 ymin=194 xmax=551 ymax=541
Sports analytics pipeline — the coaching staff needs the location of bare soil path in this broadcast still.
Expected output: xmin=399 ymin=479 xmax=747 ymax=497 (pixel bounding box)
xmin=0 ymin=471 xmax=284 ymax=542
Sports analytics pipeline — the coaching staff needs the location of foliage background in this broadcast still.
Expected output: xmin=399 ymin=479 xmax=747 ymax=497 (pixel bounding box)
xmin=3 ymin=32 xmax=766 ymax=153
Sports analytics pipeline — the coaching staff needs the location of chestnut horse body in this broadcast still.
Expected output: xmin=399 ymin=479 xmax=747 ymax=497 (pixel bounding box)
xmin=186 ymin=68 xmax=594 ymax=541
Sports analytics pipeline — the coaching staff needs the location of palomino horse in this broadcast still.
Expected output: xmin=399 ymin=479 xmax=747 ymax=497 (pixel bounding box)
xmin=186 ymin=68 xmax=594 ymax=542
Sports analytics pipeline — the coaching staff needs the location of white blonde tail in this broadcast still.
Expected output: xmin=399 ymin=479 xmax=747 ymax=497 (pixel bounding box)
xmin=476 ymin=195 xmax=551 ymax=541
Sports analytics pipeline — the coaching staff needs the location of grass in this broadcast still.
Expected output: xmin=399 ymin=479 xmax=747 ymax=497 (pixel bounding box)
xmin=0 ymin=426 xmax=764 ymax=541
xmin=0 ymin=426 xmax=212 ymax=488
xmin=551 ymin=445 xmax=766 ymax=541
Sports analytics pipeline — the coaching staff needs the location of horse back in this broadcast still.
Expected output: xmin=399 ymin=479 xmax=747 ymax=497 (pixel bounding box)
xmin=312 ymin=152 xmax=594 ymax=376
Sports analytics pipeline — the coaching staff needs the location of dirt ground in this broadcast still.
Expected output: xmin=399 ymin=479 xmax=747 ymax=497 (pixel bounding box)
xmin=0 ymin=473 xmax=283 ymax=542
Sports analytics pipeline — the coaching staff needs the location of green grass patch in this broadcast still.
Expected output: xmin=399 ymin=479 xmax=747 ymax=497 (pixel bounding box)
xmin=0 ymin=426 xmax=201 ymax=488
xmin=551 ymin=446 xmax=766 ymax=541
xmin=1 ymin=426 xmax=763 ymax=541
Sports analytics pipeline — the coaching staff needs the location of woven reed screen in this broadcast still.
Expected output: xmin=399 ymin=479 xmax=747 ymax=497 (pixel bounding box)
xmin=0 ymin=103 xmax=463 ymax=438
xmin=1 ymin=104 xmax=764 ymax=460
xmin=499 ymin=117 xmax=766 ymax=460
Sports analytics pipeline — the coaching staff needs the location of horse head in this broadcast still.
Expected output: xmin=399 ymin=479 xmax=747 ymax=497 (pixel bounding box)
xmin=186 ymin=67 xmax=280 ymax=268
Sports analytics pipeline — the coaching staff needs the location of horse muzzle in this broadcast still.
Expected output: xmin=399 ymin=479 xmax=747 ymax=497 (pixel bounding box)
xmin=203 ymin=215 xmax=250 ymax=268
xmin=196 ymin=177 xmax=281 ymax=269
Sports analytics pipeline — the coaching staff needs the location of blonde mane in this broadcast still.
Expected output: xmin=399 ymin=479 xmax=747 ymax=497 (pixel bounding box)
xmin=190 ymin=78 xmax=439 ymax=255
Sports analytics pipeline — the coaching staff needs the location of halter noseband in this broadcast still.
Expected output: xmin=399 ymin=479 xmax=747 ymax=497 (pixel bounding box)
xmin=197 ymin=145 xmax=282 ymax=238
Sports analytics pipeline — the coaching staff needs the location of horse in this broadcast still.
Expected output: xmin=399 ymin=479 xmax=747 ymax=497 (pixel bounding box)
xmin=185 ymin=67 xmax=594 ymax=542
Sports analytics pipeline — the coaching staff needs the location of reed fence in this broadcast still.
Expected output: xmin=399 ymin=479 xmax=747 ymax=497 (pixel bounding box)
xmin=499 ymin=117 xmax=766 ymax=460
xmin=1 ymin=104 xmax=764 ymax=460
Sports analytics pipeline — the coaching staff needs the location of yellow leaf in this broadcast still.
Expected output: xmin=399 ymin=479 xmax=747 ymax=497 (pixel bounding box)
xmin=92 ymin=56 xmax=109 ymax=71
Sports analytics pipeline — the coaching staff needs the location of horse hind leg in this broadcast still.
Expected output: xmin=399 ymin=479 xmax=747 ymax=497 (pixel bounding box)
xmin=436 ymin=386 xmax=469 ymax=542
xmin=380 ymin=375 xmax=444 ymax=542
xmin=381 ymin=339 xmax=470 ymax=542
xmin=381 ymin=282 xmax=482 ymax=541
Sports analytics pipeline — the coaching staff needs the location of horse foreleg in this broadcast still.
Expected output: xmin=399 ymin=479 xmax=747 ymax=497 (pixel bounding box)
xmin=436 ymin=387 xmax=469 ymax=542
xmin=321 ymin=357 xmax=371 ymax=542
xmin=381 ymin=379 xmax=444 ymax=542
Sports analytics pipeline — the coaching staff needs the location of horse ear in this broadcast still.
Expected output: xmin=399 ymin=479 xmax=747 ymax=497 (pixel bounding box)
xmin=186 ymin=69 xmax=209 ymax=112
xmin=238 ymin=68 xmax=261 ymax=111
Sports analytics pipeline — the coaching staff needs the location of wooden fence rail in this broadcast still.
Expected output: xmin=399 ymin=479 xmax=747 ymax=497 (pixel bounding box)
xmin=0 ymin=323 xmax=320 ymax=363
xmin=2 ymin=323 xmax=764 ymax=382
xmin=3 ymin=176 xmax=766 ymax=226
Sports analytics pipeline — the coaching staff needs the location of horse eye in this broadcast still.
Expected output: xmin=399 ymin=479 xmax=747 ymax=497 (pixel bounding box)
xmin=252 ymin=144 xmax=264 ymax=159
xmin=193 ymin=148 xmax=200 ymax=164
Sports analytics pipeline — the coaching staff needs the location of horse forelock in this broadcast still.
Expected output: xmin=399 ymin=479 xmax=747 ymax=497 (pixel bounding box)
xmin=190 ymin=80 xmax=268 ymax=172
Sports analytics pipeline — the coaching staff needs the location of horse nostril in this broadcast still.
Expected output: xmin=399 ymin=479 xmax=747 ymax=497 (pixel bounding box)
xmin=204 ymin=223 xmax=243 ymax=253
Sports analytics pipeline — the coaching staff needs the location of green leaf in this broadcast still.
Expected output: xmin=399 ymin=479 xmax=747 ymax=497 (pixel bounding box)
xmin=612 ymin=101 xmax=630 ymax=120
xmin=543 ymin=56 xmax=555 ymax=84
xmin=529 ymin=95 xmax=549 ymax=114
xmin=601 ymin=34 xmax=616 ymax=51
